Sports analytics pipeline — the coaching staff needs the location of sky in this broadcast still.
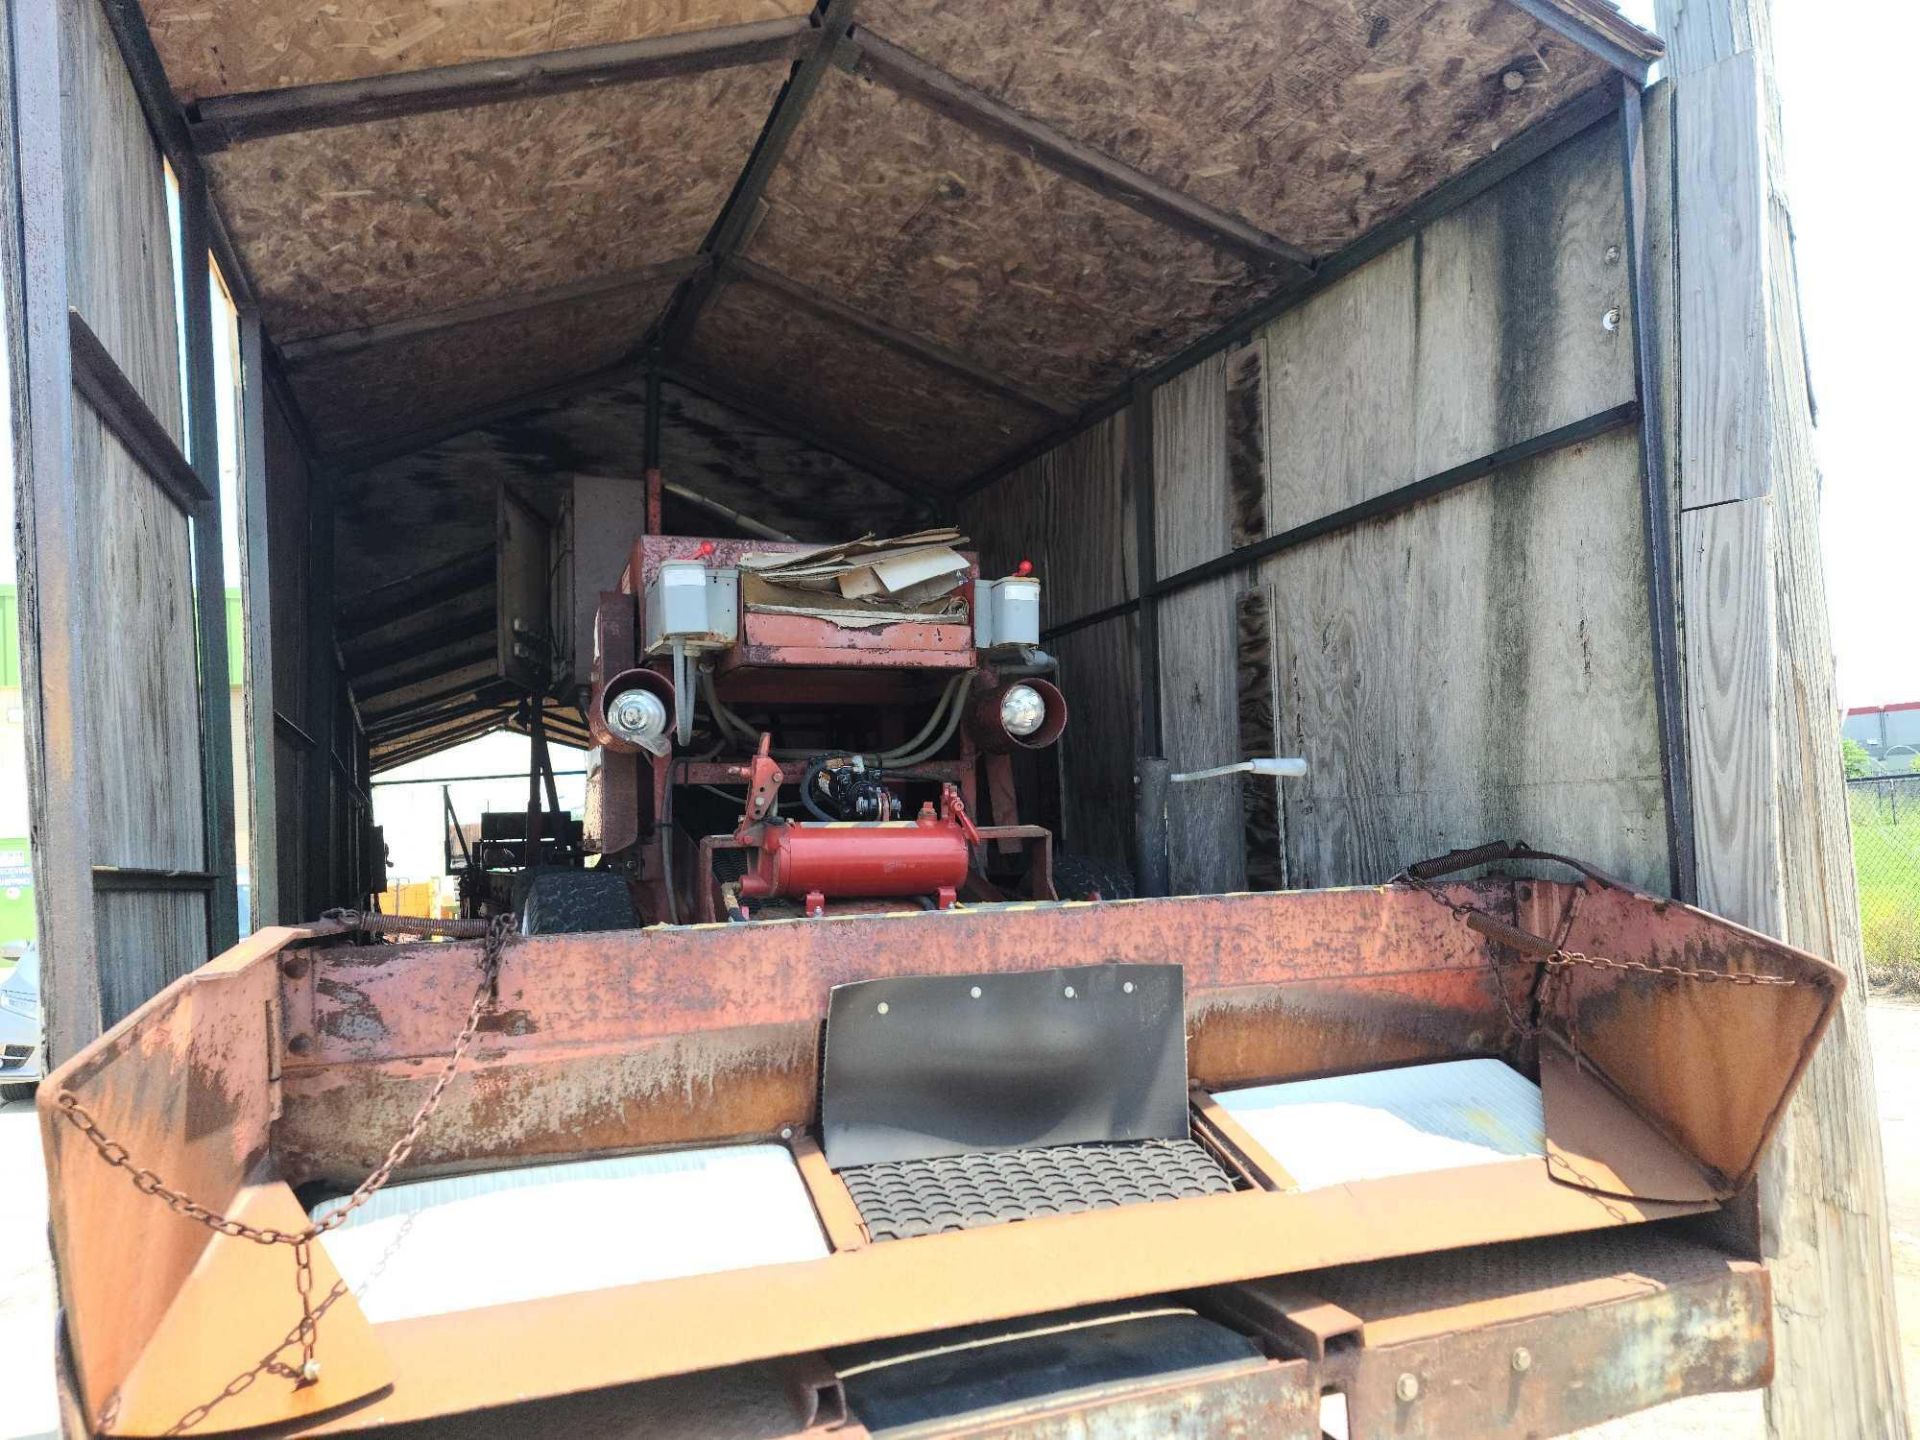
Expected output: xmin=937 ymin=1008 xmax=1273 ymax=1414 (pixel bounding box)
xmin=1616 ymin=0 xmax=1920 ymax=708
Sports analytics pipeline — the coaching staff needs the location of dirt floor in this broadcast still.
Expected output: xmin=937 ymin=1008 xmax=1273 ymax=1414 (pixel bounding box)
xmin=2 ymin=1002 xmax=1916 ymax=1440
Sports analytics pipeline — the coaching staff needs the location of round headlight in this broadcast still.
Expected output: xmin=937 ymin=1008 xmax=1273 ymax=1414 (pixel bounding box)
xmin=607 ymin=687 xmax=668 ymax=745
xmin=1000 ymin=683 xmax=1047 ymax=737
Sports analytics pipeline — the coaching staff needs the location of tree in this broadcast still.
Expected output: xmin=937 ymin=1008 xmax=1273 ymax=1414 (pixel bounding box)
xmin=1843 ymin=737 xmax=1873 ymax=778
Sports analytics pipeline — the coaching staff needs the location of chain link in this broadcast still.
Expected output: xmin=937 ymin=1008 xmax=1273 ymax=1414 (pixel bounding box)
xmin=1396 ymin=871 xmax=1799 ymax=989
xmin=55 ymin=911 xmax=515 ymax=1428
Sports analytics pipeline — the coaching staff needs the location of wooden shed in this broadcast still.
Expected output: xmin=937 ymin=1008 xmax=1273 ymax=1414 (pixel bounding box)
xmin=0 ymin=0 xmax=1904 ymax=1431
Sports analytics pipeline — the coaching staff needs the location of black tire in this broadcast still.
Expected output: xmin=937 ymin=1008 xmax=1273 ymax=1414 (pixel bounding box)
xmin=517 ymin=868 xmax=639 ymax=935
xmin=1 ymin=1081 xmax=37 ymax=1105
xmin=1052 ymin=852 xmax=1136 ymax=902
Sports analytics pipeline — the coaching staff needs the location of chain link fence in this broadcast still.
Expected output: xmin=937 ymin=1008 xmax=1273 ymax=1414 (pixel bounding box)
xmin=1849 ymin=774 xmax=1920 ymax=990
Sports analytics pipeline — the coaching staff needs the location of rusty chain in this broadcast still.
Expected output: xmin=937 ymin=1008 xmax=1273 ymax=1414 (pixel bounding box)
xmin=1395 ymin=867 xmax=1800 ymax=1066
xmin=55 ymin=910 xmax=516 ymax=1425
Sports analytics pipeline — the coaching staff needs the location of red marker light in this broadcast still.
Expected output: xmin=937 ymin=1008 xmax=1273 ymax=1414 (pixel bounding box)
xmin=692 ymin=541 xmax=717 ymax=560
xmin=1015 ymin=559 xmax=1034 ymax=577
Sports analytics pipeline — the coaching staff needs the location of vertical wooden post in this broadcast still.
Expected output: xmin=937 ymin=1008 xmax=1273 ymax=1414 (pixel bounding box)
xmin=303 ymin=471 xmax=338 ymax=915
xmin=2 ymin=0 xmax=101 ymax=1063
xmin=237 ymin=314 xmax=277 ymax=927
xmin=1652 ymin=1 xmax=1910 ymax=1433
xmin=179 ymin=167 xmax=240 ymax=953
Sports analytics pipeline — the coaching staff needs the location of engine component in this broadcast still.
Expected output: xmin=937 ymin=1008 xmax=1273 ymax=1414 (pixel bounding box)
xmin=822 ymin=762 xmax=893 ymax=822
xmin=968 ymin=677 xmax=1067 ymax=753
xmin=974 ymin=561 xmax=1041 ymax=651
xmin=591 ymin=667 xmax=676 ymax=757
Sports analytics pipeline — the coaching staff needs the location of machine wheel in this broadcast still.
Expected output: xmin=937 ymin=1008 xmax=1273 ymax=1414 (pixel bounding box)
xmin=1 ymin=1081 xmax=36 ymax=1105
xmin=516 ymin=868 xmax=639 ymax=935
xmin=1052 ymin=853 xmax=1136 ymax=902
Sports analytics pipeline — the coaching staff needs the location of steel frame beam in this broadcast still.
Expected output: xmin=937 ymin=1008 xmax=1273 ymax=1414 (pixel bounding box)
xmin=658 ymin=359 xmax=941 ymax=508
xmin=1619 ymin=78 xmax=1697 ymax=904
xmin=658 ymin=0 xmax=856 ymax=355
xmin=336 ymin=549 xmax=495 ymax=641
xmin=1042 ymin=403 xmax=1643 ymax=643
xmin=278 ymin=257 xmax=708 ymax=368
xmin=724 ymin=257 xmax=1071 ymax=417
xmin=956 ymin=84 xmax=1625 ymax=501
xmin=66 ymin=311 xmax=209 ymax=512
xmin=345 ymin=614 xmax=497 ymax=680
xmin=850 ymin=29 xmax=1314 ymax=278
xmin=355 ymin=645 xmax=499 ymax=705
xmin=187 ymin=18 xmax=811 ymax=149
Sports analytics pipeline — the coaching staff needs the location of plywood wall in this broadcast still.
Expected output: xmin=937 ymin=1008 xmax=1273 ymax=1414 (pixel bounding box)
xmin=974 ymin=115 xmax=1668 ymax=897
xmin=958 ymin=412 xmax=1138 ymax=863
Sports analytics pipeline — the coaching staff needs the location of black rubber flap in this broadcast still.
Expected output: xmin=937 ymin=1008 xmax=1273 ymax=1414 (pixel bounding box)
xmin=821 ymin=963 xmax=1188 ymax=1169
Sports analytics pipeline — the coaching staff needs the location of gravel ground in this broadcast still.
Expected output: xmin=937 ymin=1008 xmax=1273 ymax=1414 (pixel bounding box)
xmin=2 ymin=1002 xmax=1915 ymax=1440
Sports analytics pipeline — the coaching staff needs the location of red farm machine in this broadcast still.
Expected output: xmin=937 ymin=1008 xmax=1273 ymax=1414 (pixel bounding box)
xmin=552 ymin=527 xmax=1114 ymax=932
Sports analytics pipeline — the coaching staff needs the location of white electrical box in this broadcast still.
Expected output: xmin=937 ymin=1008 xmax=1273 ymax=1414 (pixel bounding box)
xmin=975 ymin=576 xmax=1041 ymax=651
xmin=643 ymin=562 xmax=739 ymax=654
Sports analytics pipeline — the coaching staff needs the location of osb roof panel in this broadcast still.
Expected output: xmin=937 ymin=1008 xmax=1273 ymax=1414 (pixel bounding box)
xmin=290 ymin=281 xmax=676 ymax=453
xmin=748 ymin=72 xmax=1270 ymax=410
xmin=856 ymin=0 xmax=1616 ymax=255
xmin=688 ymin=280 xmax=1051 ymax=489
xmin=332 ymin=373 xmax=917 ymax=604
xmin=656 ymin=383 xmax=918 ymax=533
xmin=141 ymin=0 xmax=811 ymax=102
xmin=205 ymin=61 xmax=784 ymax=339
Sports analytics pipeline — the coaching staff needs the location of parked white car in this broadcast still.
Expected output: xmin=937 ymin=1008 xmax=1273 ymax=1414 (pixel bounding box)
xmin=0 ymin=944 xmax=41 ymax=1103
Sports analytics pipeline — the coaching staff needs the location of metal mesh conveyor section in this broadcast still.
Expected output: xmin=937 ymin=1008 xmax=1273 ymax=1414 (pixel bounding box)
xmin=840 ymin=1139 xmax=1236 ymax=1242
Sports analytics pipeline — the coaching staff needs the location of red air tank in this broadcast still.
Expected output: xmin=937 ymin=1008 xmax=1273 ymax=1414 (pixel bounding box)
xmin=738 ymin=810 xmax=970 ymax=906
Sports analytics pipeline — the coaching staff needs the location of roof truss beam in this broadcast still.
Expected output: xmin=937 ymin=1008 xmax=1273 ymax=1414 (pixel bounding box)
xmin=848 ymin=29 xmax=1315 ymax=279
xmin=336 ymin=548 xmax=495 ymax=641
xmin=279 ymin=257 xmax=706 ymax=368
xmin=658 ymin=0 xmax=857 ymax=354
xmin=723 ymin=258 xmax=1071 ymax=418
xmin=187 ymin=17 xmax=811 ymax=150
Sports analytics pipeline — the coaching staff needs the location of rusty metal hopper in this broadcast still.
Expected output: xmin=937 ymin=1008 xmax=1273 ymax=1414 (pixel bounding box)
xmin=39 ymin=862 xmax=1841 ymax=1436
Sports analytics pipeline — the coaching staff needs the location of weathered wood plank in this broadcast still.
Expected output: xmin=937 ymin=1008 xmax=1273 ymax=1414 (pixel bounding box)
xmin=1156 ymin=578 xmax=1243 ymax=894
xmin=1679 ymin=500 xmax=1777 ymax=923
xmin=1266 ymin=429 xmax=1666 ymax=892
xmin=5 ymin=0 xmax=102 ymax=1063
xmin=957 ymin=411 xmax=1132 ymax=628
xmin=1654 ymin=0 xmax=1909 ymax=1426
xmin=1674 ymin=51 xmax=1771 ymax=507
xmin=1264 ymin=244 xmax=1416 ymax=535
xmin=74 ymin=400 xmax=208 ymax=870
xmin=60 ymin=0 xmax=184 ymax=445
xmin=1051 ymin=615 xmax=1137 ymax=869
xmin=1413 ymin=121 xmax=1636 ymax=476
xmin=1151 ymin=354 xmax=1230 ymax=576
xmin=1236 ymin=585 xmax=1285 ymax=891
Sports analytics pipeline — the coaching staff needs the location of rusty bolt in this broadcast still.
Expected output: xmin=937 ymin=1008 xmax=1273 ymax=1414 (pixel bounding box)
xmin=1395 ymin=1373 xmax=1420 ymax=1403
xmin=287 ymin=1034 xmax=314 ymax=1057
xmin=280 ymin=956 xmax=309 ymax=980
xmin=1511 ymin=1347 xmax=1533 ymax=1374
